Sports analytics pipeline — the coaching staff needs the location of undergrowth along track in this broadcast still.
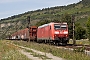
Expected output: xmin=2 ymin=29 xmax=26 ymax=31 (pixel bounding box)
xmin=7 ymin=40 xmax=90 ymax=60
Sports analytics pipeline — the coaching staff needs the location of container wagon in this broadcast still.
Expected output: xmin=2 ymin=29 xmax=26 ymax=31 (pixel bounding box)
xmin=11 ymin=26 xmax=37 ymax=41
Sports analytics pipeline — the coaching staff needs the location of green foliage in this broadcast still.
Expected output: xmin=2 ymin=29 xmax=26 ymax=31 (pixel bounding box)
xmin=75 ymin=23 xmax=86 ymax=40
xmin=81 ymin=0 xmax=90 ymax=6
xmin=61 ymin=13 xmax=71 ymax=24
xmin=86 ymin=17 xmax=90 ymax=41
xmin=35 ymin=20 xmax=51 ymax=26
xmin=0 ymin=40 xmax=30 ymax=60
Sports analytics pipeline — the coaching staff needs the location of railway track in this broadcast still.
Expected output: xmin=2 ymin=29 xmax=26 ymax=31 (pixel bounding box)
xmin=56 ymin=44 xmax=90 ymax=56
xmin=63 ymin=44 xmax=90 ymax=51
xmin=55 ymin=44 xmax=90 ymax=51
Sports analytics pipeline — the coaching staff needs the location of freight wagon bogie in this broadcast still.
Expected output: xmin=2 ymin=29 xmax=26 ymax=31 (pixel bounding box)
xmin=54 ymin=37 xmax=69 ymax=45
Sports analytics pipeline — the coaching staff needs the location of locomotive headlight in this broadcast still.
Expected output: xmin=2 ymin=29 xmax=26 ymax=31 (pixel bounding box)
xmin=64 ymin=31 xmax=68 ymax=34
xmin=54 ymin=31 xmax=59 ymax=34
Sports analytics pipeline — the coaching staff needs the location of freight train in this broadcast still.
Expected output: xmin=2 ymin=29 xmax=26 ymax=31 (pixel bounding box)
xmin=8 ymin=22 xmax=69 ymax=45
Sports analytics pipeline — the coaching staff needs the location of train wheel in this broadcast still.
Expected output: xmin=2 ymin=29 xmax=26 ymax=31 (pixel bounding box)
xmin=62 ymin=42 xmax=67 ymax=46
xmin=45 ymin=40 xmax=47 ymax=44
xmin=55 ymin=41 xmax=59 ymax=46
xmin=56 ymin=43 xmax=59 ymax=46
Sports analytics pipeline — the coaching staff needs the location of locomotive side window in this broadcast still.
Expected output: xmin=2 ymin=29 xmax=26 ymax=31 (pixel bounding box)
xmin=50 ymin=25 xmax=51 ymax=30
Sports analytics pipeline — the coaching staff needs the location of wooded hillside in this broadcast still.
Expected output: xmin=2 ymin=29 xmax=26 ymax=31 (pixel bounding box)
xmin=0 ymin=0 xmax=90 ymax=39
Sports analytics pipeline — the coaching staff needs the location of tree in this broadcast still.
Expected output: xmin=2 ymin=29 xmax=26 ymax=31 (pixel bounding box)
xmin=61 ymin=13 xmax=71 ymax=23
xmin=61 ymin=14 xmax=73 ymax=38
xmin=86 ymin=17 xmax=90 ymax=41
xmin=35 ymin=20 xmax=51 ymax=26
xmin=75 ymin=23 xmax=86 ymax=40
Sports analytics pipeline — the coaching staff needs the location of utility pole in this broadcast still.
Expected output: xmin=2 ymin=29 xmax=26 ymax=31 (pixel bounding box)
xmin=72 ymin=15 xmax=76 ymax=45
xmin=27 ymin=16 xmax=30 ymax=42
xmin=0 ymin=24 xmax=1 ymax=39
xmin=0 ymin=24 xmax=4 ymax=40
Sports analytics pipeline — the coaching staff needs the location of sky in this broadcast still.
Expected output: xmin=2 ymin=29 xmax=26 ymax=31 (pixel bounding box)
xmin=0 ymin=0 xmax=82 ymax=19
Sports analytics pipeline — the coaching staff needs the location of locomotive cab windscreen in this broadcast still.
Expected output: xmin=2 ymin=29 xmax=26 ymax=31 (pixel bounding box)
xmin=54 ymin=24 xmax=67 ymax=30
xmin=60 ymin=24 xmax=67 ymax=30
xmin=54 ymin=24 xmax=60 ymax=29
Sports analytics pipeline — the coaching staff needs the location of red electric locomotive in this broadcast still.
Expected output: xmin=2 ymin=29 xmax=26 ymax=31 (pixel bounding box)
xmin=37 ymin=22 xmax=69 ymax=45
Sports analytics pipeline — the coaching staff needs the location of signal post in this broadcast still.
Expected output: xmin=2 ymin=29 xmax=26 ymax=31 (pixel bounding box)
xmin=72 ymin=15 xmax=76 ymax=45
xmin=27 ymin=16 xmax=30 ymax=42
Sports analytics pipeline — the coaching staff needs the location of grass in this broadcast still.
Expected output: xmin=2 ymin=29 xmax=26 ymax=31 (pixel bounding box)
xmin=11 ymin=40 xmax=90 ymax=60
xmin=0 ymin=40 xmax=31 ymax=60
